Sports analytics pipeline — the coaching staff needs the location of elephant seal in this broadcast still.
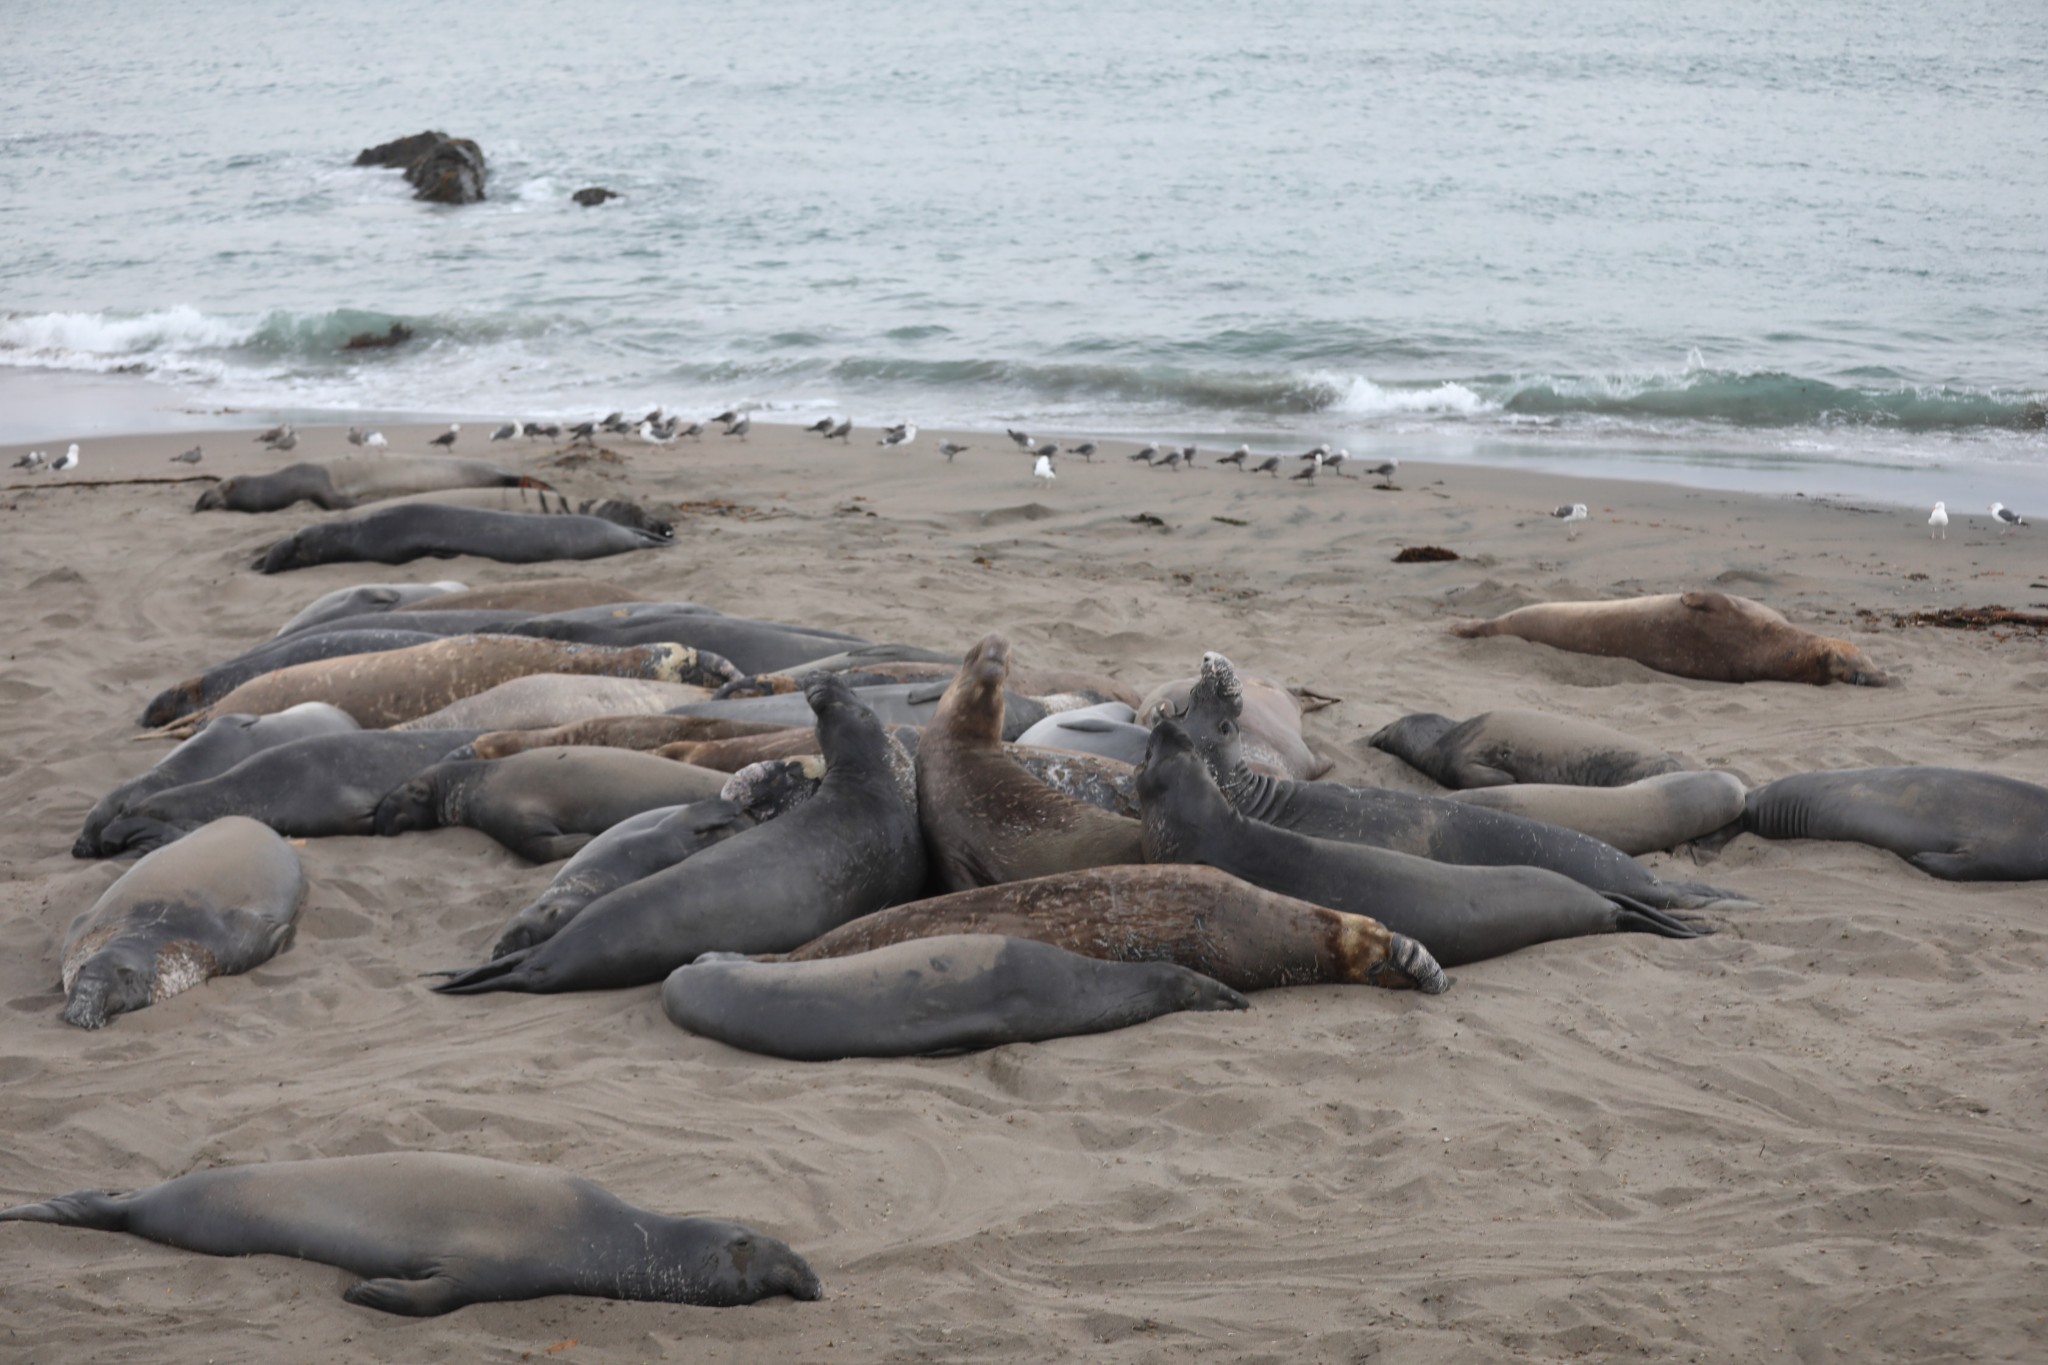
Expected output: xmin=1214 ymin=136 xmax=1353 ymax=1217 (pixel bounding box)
xmin=380 ymin=486 xmax=673 ymax=537
xmin=373 ymin=748 xmax=737 ymax=862
xmin=1139 ymin=720 xmax=1710 ymax=967
xmin=391 ymin=675 xmax=715 ymax=732
xmin=1138 ymin=670 xmax=1329 ymax=779
xmin=75 ymin=703 xmax=358 ymax=857
xmin=434 ymin=673 xmax=926 ymax=993
xmin=1014 ymin=702 xmax=1149 ymax=764
xmin=508 ymin=611 xmax=867 ymax=675
xmin=462 ymin=714 xmax=798 ymax=760
xmin=274 ymin=580 xmax=467 ymax=636
xmin=1369 ymin=709 xmax=1686 ymax=789
xmin=765 ymin=865 xmax=1448 ymax=994
xmin=1178 ymin=653 xmax=1754 ymax=912
xmin=166 ymin=637 xmax=736 ymax=732
xmin=670 ymin=680 xmax=1058 ymax=741
xmin=1448 ymin=591 xmax=1890 ymax=687
xmin=59 ymin=816 xmax=306 ymax=1028
xmin=142 ymin=628 xmax=446 ymax=726
xmin=95 ymin=728 xmax=481 ymax=855
xmin=0 ymin=1153 xmax=820 ymax=1314
xmin=724 ymin=662 xmax=1140 ymax=710
xmin=391 ymin=578 xmax=650 ymax=614
xmin=663 ymin=934 xmax=1248 ymax=1060
xmin=194 ymin=455 xmax=528 ymax=512
xmin=916 ymin=634 xmax=1143 ymax=892
xmin=1452 ymin=771 xmax=1748 ymax=855
xmin=491 ymin=760 xmax=824 ymax=957
xmin=1741 ymin=767 xmax=2048 ymax=880
xmin=255 ymin=504 xmax=672 ymax=573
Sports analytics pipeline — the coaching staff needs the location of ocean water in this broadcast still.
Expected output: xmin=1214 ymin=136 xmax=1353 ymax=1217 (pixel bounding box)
xmin=3 ymin=0 xmax=2044 ymax=495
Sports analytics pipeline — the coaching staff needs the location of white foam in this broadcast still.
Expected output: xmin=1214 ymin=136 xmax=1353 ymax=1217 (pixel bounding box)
xmin=1320 ymin=372 xmax=1490 ymax=418
xmin=0 ymin=307 xmax=252 ymax=368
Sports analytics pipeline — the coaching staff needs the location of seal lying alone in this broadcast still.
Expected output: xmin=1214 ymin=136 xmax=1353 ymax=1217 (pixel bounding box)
xmin=0 ymin=1153 xmax=820 ymax=1315
xmin=194 ymin=454 xmax=527 ymax=512
xmin=255 ymin=503 xmax=672 ymax=573
xmin=1741 ymin=766 xmax=2048 ymax=880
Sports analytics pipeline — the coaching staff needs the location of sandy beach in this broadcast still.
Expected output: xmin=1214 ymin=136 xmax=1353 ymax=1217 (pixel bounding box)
xmin=2 ymin=421 xmax=2045 ymax=1363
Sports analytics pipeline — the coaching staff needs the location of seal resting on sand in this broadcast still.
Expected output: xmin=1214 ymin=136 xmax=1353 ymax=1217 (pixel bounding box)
xmin=1447 ymin=590 xmax=1889 ymax=686
xmin=662 ymin=934 xmax=1249 ymax=1060
xmin=1368 ymin=708 xmax=1686 ymax=789
xmin=59 ymin=816 xmax=306 ymax=1028
xmin=1451 ymin=771 xmax=1748 ymax=855
xmin=254 ymin=503 xmax=672 ymax=573
xmin=0 ymin=1153 xmax=820 ymax=1315
xmin=915 ymin=633 xmax=1144 ymax=891
xmin=194 ymin=455 xmax=528 ymax=512
xmin=1740 ymin=766 xmax=2048 ymax=880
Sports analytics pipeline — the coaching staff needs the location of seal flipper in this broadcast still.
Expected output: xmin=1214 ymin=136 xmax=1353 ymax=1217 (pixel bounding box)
xmin=1371 ymin=934 xmax=1451 ymax=995
xmin=1605 ymin=893 xmax=1713 ymax=939
xmin=431 ymin=948 xmax=540 ymax=994
xmin=1452 ymin=762 xmax=1515 ymax=788
xmin=0 ymin=1190 xmax=131 ymax=1229
xmin=1905 ymin=849 xmax=1979 ymax=880
xmin=342 ymin=1274 xmax=468 ymax=1316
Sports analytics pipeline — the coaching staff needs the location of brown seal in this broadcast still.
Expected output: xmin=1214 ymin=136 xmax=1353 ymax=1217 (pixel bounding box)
xmin=391 ymin=578 xmax=649 ymax=614
xmin=916 ymin=633 xmax=1144 ymax=890
xmin=467 ymin=714 xmax=795 ymax=760
xmin=1448 ymin=591 xmax=1889 ymax=686
xmin=725 ymin=662 xmax=1142 ymax=709
xmin=764 ymin=864 xmax=1447 ymax=994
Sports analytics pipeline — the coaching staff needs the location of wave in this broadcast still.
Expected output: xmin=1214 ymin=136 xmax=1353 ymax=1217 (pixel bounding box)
xmin=1496 ymin=369 xmax=2044 ymax=433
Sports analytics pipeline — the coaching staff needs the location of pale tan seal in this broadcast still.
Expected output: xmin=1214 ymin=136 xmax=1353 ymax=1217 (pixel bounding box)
xmin=389 ymin=674 xmax=715 ymax=732
xmin=1137 ymin=669 xmax=1330 ymax=779
xmin=1451 ymin=771 xmax=1748 ymax=855
xmin=1368 ymin=708 xmax=1687 ymax=788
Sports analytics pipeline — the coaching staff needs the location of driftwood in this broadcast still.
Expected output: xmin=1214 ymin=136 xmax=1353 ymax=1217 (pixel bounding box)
xmin=2 ymin=476 xmax=219 ymax=492
xmin=1859 ymin=605 xmax=2048 ymax=632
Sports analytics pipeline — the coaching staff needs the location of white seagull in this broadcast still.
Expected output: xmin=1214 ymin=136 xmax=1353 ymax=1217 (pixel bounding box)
xmin=429 ymin=424 xmax=461 ymax=449
xmin=939 ymin=441 xmax=969 ymax=461
xmin=363 ymin=430 xmax=388 ymax=451
xmin=50 ymin=443 xmax=80 ymax=473
xmin=1990 ymin=501 xmax=2026 ymax=532
xmin=1928 ymin=502 xmax=1948 ymax=540
xmin=12 ymin=450 xmax=48 ymax=471
xmin=1033 ymin=453 xmax=1056 ymax=484
xmin=1552 ymin=503 xmax=1589 ymax=539
xmin=879 ymin=423 xmax=917 ymax=448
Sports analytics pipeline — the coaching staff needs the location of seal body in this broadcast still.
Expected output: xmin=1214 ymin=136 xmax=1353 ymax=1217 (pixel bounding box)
xmin=273 ymin=580 xmax=467 ymax=636
xmin=1176 ymin=652 xmax=1753 ymax=913
xmin=142 ymin=628 xmax=444 ymax=726
xmin=672 ymin=680 xmax=1055 ymax=741
xmin=1138 ymin=670 xmax=1329 ymax=778
xmin=465 ymin=713 xmax=796 ymax=759
xmin=254 ymin=504 xmax=672 ymax=573
xmin=916 ymin=634 xmax=1144 ymax=891
xmin=1014 ymin=702 xmax=1150 ymax=764
xmin=767 ymin=864 xmax=1447 ymax=994
xmin=1741 ymin=766 xmax=2048 ymax=880
xmin=663 ymin=934 xmax=1249 ymax=1060
xmin=510 ymin=610 xmax=867 ymax=675
xmin=1138 ymin=721 xmax=1710 ymax=967
xmin=389 ymin=577 xmax=649 ymax=615
xmin=76 ymin=703 xmax=359 ymax=857
xmin=1452 ymin=771 xmax=1747 ymax=855
xmin=390 ymin=675 xmax=714 ymax=732
xmin=1448 ymin=591 xmax=1889 ymax=686
xmin=195 ymin=455 xmax=525 ymax=513
xmin=1369 ymin=709 xmax=1686 ymax=789
xmin=434 ymin=674 xmax=926 ymax=993
xmin=60 ymin=816 xmax=306 ymax=1028
xmin=373 ymin=748 xmax=735 ymax=862
xmin=0 ymin=1153 xmax=820 ymax=1315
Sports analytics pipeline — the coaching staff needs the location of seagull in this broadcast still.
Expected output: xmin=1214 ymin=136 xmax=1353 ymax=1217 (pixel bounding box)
xmin=363 ymin=430 xmax=388 ymax=451
xmin=1324 ymin=449 xmax=1354 ymax=477
xmin=1298 ymin=443 xmax=1331 ymax=462
xmin=806 ymin=417 xmax=836 ymax=434
xmin=1065 ymin=442 xmax=1096 ymax=462
xmin=50 ymin=443 xmax=79 ymax=473
xmin=1291 ymin=452 xmax=1322 ymax=483
xmin=254 ymin=423 xmax=290 ymax=444
xmin=1007 ymin=428 xmax=1032 ymax=449
xmin=1990 ymin=501 xmax=2026 ymax=532
xmin=1218 ymin=444 xmax=1248 ymax=469
xmin=170 ymin=445 xmax=203 ymax=464
xmin=271 ymin=430 xmax=298 ymax=452
xmin=429 ymin=424 xmax=460 ymax=449
xmin=825 ymin=418 xmax=852 ymax=442
xmin=1552 ymin=503 xmax=1589 ymax=539
xmin=711 ymin=409 xmax=739 ymax=426
xmin=725 ymin=414 xmax=752 ymax=441
xmin=1160 ymin=449 xmax=1184 ymax=471
xmin=1180 ymin=445 xmax=1199 ymax=466
xmin=490 ymin=423 xmax=518 ymax=442
xmin=679 ymin=422 xmax=704 ymax=441
xmin=346 ymin=426 xmax=368 ymax=447
xmin=641 ymin=406 xmax=666 ymax=426
xmin=1252 ymin=455 xmax=1281 ymax=476
xmin=879 ymin=423 xmax=917 ymax=448
xmin=13 ymin=449 xmax=48 ymax=471
xmin=568 ymin=420 xmax=598 ymax=445
xmin=1031 ymin=441 xmax=1058 ymax=460
xmin=1129 ymin=443 xmax=1159 ymax=465
xmin=939 ymin=441 xmax=969 ymax=461
xmin=1359 ymin=456 xmax=1399 ymax=486
xmin=1929 ymin=501 xmax=1948 ymax=540
xmin=635 ymin=420 xmax=673 ymax=446
xmin=600 ymin=411 xmax=629 ymax=433
xmin=1033 ymin=453 xmax=1056 ymax=484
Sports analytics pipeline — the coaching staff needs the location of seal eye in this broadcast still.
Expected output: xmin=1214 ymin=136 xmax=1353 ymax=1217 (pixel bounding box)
xmin=1218 ymin=720 xmax=1235 ymax=735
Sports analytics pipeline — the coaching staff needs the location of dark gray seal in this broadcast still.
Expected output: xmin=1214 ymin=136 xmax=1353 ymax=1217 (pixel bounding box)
xmin=141 ymin=628 xmax=445 ymax=727
xmin=194 ymin=455 xmax=528 ymax=513
xmin=433 ymin=673 xmax=925 ymax=993
xmin=273 ymin=579 xmax=467 ymax=636
xmin=1177 ymin=653 xmax=1754 ymax=913
xmin=95 ymin=728 xmax=482 ymax=855
xmin=1138 ymin=720 xmax=1711 ymax=967
xmin=1741 ymin=766 xmax=2048 ymax=880
xmin=59 ymin=816 xmax=306 ymax=1029
xmin=1368 ymin=708 xmax=1686 ymax=788
xmin=254 ymin=504 xmax=672 ymax=573
xmin=76 ymin=703 xmax=358 ymax=858
xmin=506 ymin=608 xmax=868 ymax=675
xmin=663 ymin=934 xmax=1248 ymax=1060
xmin=372 ymin=748 xmax=735 ymax=862
xmin=0 ymin=1152 xmax=820 ymax=1315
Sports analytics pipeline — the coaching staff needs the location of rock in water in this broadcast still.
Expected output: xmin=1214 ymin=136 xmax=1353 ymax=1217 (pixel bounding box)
xmin=573 ymin=187 xmax=620 ymax=207
xmin=353 ymin=131 xmax=487 ymax=205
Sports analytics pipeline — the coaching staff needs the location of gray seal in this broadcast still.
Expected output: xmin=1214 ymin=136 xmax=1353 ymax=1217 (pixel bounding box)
xmin=273 ymin=580 xmax=467 ymax=636
xmin=1176 ymin=653 xmax=1754 ymax=913
xmin=507 ymin=608 xmax=868 ymax=675
xmin=1740 ymin=766 xmax=2048 ymax=880
xmin=1452 ymin=771 xmax=1747 ymax=855
xmin=372 ymin=748 xmax=736 ymax=862
xmin=663 ymin=934 xmax=1248 ymax=1060
xmin=141 ymin=628 xmax=445 ymax=727
xmin=670 ymin=679 xmax=1057 ymax=741
xmin=0 ymin=1152 xmax=820 ymax=1315
xmin=1369 ymin=709 xmax=1686 ymax=788
xmin=1014 ymin=701 xmax=1149 ymax=763
xmin=59 ymin=815 xmax=306 ymax=1029
xmin=254 ymin=504 xmax=673 ymax=573
xmin=194 ymin=454 xmax=528 ymax=513
xmin=76 ymin=703 xmax=358 ymax=858
xmin=433 ymin=673 xmax=926 ymax=993
xmin=1138 ymin=720 xmax=1711 ymax=967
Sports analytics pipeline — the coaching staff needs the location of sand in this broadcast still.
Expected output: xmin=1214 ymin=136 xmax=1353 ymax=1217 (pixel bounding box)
xmin=2 ymin=422 xmax=2045 ymax=1363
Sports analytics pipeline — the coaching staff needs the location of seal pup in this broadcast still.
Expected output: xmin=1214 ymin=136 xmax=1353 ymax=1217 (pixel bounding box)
xmin=1448 ymin=591 xmax=1890 ymax=687
xmin=916 ymin=633 xmax=1144 ymax=892
xmin=764 ymin=864 xmax=1448 ymax=995
xmin=255 ymin=503 xmax=673 ymax=573
xmin=1139 ymin=721 xmax=1709 ymax=967
xmin=1176 ymin=654 xmax=1754 ymax=912
xmin=433 ymin=673 xmax=926 ymax=994
xmin=663 ymin=934 xmax=1248 ymax=1060
xmin=0 ymin=1153 xmax=820 ymax=1314
xmin=59 ymin=816 xmax=306 ymax=1028
xmin=195 ymin=454 xmax=523 ymax=512
xmin=1741 ymin=766 xmax=2048 ymax=880
xmin=1368 ymin=709 xmax=1686 ymax=789
xmin=372 ymin=748 xmax=736 ymax=862
xmin=1451 ymin=771 xmax=1748 ymax=856
xmin=273 ymin=579 xmax=468 ymax=637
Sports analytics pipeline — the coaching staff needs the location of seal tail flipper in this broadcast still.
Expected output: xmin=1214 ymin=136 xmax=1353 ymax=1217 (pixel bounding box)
xmin=1605 ymin=894 xmax=1714 ymax=939
xmin=0 ymin=1190 xmax=131 ymax=1230
xmin=430 ymin=949 xmax=540 ymax=994
xmin=342 ymin=1274 xmax=467 ymax=1316
xmin=1370 ymin=934 xmax=1451 ymax=995
xmin=1643 ymin=878 xmax=1760 ymax=912
xmin=1904 ymin=850 xmax=1979 ymax=880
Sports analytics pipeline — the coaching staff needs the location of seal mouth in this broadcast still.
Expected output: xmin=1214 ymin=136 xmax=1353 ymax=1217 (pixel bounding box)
xmin=1190 ymin=651 xmax=1244 ymax=715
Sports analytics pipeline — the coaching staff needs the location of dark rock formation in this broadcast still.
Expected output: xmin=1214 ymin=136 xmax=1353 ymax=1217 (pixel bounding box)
xmin=573 ymin=187 xmax=620 ymax=207
xmin=354 ymin=131 xmax=487 ymax=205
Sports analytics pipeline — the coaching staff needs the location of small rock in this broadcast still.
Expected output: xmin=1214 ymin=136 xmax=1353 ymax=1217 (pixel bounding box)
xmin=572 ymin=187 xmax=620 ymax=207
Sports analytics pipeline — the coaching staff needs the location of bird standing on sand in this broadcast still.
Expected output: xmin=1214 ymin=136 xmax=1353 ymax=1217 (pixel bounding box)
xmin=1219 ymin=445 xmax=1248 ymax=469
xmin=1298 ymin=443 xmax=1331 ymax=463
xmin=50 ymin=444 xmax=80 ymax=473
xmin=12 ymin=449 xmax=48 ymax=471
xmin=724 ymin=414 xmax=752 ymax=442
xmin=271 ymin=430 xmax=298 ymax=452
xmin=170 ymin=446 xmax=203 ymax=465
xmin=678 ymin=422 xmax=704 ymax=441
xmin=1291 ymin=452 xmax=1321 ymax=483
xmin=490 ymin=423 xmax=518 ymax=442
xmin=939 ymin=441 xmax=969 ymax=461
xmin=1324 ymin=449 xmax=1355 ymax=477
xmin=1929 ymin=502 xmax=1948 ymax=540
xmin=1065 ymin=441 xmax=1096 ymax=462
xmin=635 ymin=420 xmax=674 ymax=446
xmin=1129 ymin=443 xmax=1159 ymax=466
xmin=1252 ymin=455 xmax=1281 ymax=476
xmin=254 ymin=423 xmax=290 ymax=444
xmin=1161 ymin=449 xmax=1185 ymax=472
xmin=1031 ymin=441 xmax=1058 ymax=460
xmin=1552 ymin=503 xmax=1589 ymax=539
xmin=879 ymin=423 xmax=917 ymax=448
xmin=806 ymin=417 xmax=836 ymax=434
xmin=429 ymin=424 xmax=461 ymax=449
xmin=1360 ymin=456 xmax=1399 ymax=487
xmin=1033 ymin=453 xmax=1056 ymax=485
xmin=364 ymin=430 xmax=388 ymax=451
xmin=1180 ymin=444 xmax=1199 ymax=467
xmin=346 ymin=426 xmax=368 ymax=447
xmin=824 ymin=418 xmax=852 ymax=442
xmin=1990 ymin=501 xmax=2026 ymax=532
xmin=1008 ymin=428 xmax=1032 ymax=450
